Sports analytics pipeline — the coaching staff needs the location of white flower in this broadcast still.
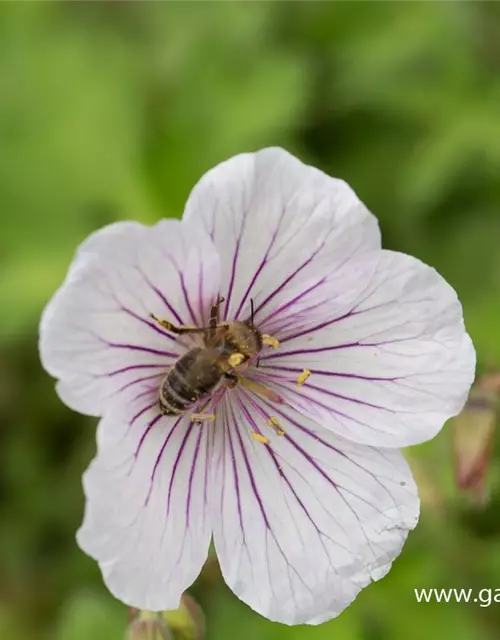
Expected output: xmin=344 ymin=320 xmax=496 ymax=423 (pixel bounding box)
xmin=39 ymin=148 xmax=475 ymax=625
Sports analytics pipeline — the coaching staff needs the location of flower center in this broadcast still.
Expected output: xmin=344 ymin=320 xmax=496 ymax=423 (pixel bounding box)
xmin=150 ymin=297 xmax=282 ymax=424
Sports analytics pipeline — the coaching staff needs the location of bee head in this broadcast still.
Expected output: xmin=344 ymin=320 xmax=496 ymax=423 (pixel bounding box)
xmin=227 ymin=321 xmax=262 ymax=359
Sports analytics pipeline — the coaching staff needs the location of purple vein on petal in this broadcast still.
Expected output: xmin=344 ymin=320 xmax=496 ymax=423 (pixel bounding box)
xmin=244 ymin=392 xmax=395 ymax=534
xmin=180 ymin=272 xmax=199 ymax=326
xmin=240 ymin=390 xmax=363 ymax=556
xmin=266 ymin=375 xmax=395 ymax=413
xmin=197 ymin=259 xmax=205 ymax=326
xmin=256 ymin=378 xmax=383 ymax=433
xmin=257 ymin=276 xmax=327 ymax=327
xmin=106 ymin=342 xmax=178 ymax=358
xmin=167 ymin=422 xmax=195 ymax=516
xmin=260 ymin=342 xmax=363 ymax=361
xmin=223 ymin=237 xmax=241 ymax=321
xmin=186 ymin=427 xmax=204 ymax=527
xmin=134 ymin=263 xmax=184 ymax=325
xmin=233 ymin=206 xmax=287 ymax=320
xmin=114 ymin=372 xmax=164 ymax=395
xmin=221 ymin=402 xmax=245 ymax=541
xmin=251 ymin=210 xmax=355 ymax=320
xmin=102 ymin=363 xmax=169 ymax=378
xmin=258 ymin=363 xmax=398 ymax=382
xmin=227 ymin=400 xmax=271 ymax=529
xmin=134 ymin=411 xmax=163 ymax=459
xmin=145 ymin=415 xmax=184 ymax=505
xmin=231 ymin=397 xmax=315 ymax=600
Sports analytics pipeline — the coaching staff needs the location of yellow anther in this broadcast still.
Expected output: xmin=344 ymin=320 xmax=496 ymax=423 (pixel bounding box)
xmin=228 ymin=352 xmax=245 ymax=368
xmin=190 ymin=413 xmax=215 ymax=423
xmin=267 ymin=416 xmax=285 ymax=436
xmin=261 ymin=334 xmax=280 ymax=349
xmin=252 ymin=432 xmax=269 ymax=444
xmin=296 ymin=368 xmax=312 ymax=387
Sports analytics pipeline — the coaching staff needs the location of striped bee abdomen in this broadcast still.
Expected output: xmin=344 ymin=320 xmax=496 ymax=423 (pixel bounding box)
xmin=159 ymin=347 xmax=223 ymax=415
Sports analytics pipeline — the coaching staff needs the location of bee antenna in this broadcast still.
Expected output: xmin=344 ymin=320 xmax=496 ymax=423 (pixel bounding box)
xmin=250 ymin=298 xmax=255 ymax=325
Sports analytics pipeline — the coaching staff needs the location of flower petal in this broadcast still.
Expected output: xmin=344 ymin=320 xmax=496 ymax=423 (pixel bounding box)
xmin=258 ymin=251 xmax=476 ymax=447
xmin=39 ymin=220 xmax=220 ymax=416
xmin=77 ymin=395 xmax=212 ymax=610
xmin=183 ymin=148 xmax=380 ymax=321
xmin=210 ymin=392 xmax=419 ymax=625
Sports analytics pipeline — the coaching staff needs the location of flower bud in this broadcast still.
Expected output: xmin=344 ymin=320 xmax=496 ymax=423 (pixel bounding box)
xmin=127 ymin=615 xmax=171 ymax=640
xmin=453 ymin=374 xmax=498 ymax=505
xmin=162 ymin=594 xmax=205 ymax=640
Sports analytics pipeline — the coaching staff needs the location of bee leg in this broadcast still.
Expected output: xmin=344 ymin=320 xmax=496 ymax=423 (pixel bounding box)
xmin=150 ymin=314 xmax=199 ymax=334
xmin=150 ymin=312 xmax=229 ymax=335
xmin=210 ymin=296 xmax=225 ymax=327
xmin=190 ymin=399 xmax=216 ymax=424
xmin=224 ymin=372 xmax=239 ymax=388
xmin=190 ymin=413 xmax=215 ymax=424
xmin=208 ymin=296 xmax=225 ymax=340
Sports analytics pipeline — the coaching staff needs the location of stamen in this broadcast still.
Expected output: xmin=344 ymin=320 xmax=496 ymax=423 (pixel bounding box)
xmin=240 ymin=378 xmax=283 ymax=403
xmin=261 ymin=334 xmax=280 ymax=349
xmin=190 ymin=413 xmax=215 ymax=423
xmin=296 ymin=369 xmax=312 ymax=387
xmin=252 ymin=432 xmax=269 ymax=444
xmin=267 ymin=416 xmax=286 ymax=436
xmin=228 ymin=352 xmax=245 ymax=368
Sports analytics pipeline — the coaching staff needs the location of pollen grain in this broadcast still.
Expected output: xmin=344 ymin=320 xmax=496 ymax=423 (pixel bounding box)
xmin=228 ymin=352 xmax=245 ymax=368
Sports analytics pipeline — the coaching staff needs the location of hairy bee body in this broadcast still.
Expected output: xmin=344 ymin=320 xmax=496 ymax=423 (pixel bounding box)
xmin=159 ymin=321 xmax=262 ymax=416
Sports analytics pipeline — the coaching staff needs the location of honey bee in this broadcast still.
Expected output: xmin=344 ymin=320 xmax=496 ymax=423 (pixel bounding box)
xmin=151 ymin=298 xmax=279 ymax=420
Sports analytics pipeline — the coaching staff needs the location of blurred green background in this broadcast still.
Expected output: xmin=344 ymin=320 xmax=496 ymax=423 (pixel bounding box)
xmin=1 ymin=2 xmax=500 ymax=639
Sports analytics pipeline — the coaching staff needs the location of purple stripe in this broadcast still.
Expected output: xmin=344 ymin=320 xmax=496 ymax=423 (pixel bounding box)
xmin=253 ymin=383 xmax=380 ymax=434
xmin=115 ymin=372 xmax=164 ymax=395
xmin=186 ymin=428 xmax=204 ymax=526
xmin=180 ymin=272 xmax=198 ymax=325
xmin=120 ymin=305 xmax=178 ymax=342
xmin=293 ymin=380 xmax=395 ymax=412
xmin=145 ymin=416 xmax=184 ymax=505
xmin=233 ymin=205 xmax=288 ymax=320
xmin=227 ymin=401 xmax=271 ymax=529
xmin=260 ymin=342 xmax=363 ymax=361
xmin=135 ymin=263 xmax=184 ymax=324
xmin=236 ymin=396 xmax=344 ymax=562
xmin=103 ymin=363 xmax=168 ymax=378
xmin=233 ymin=397 xmax=313 ymax=596
xmin=277 ymin=309 xmax=354 ymax=344
xmin=167 ymin=422 xmax=194 ymax=515
xmin=134 ymin=411 xmax=163 ymax=458
xmin=251 ymin=212 xmax=340 ymax=318
xmin=203 ymin=425 xmax=211 ymax=522
xmin=244 ymin=392 xmax=393 ymax=522
xmin=107 ymin=342 xmax=178 ymax=358
xmin=129 ymin=400 xmax=158 ymax=430
xmin=259 ymin=363 xmax=398 ymax=382
xmin=223 ymin=237 xmax=241 ymax=320
xmin=198 ymin=260 xmax=205 ymax=325
xmin=223 ymin=404 xmax=247 ymax=542
xmin=258 ymin=276 xmax=327 ymax=326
